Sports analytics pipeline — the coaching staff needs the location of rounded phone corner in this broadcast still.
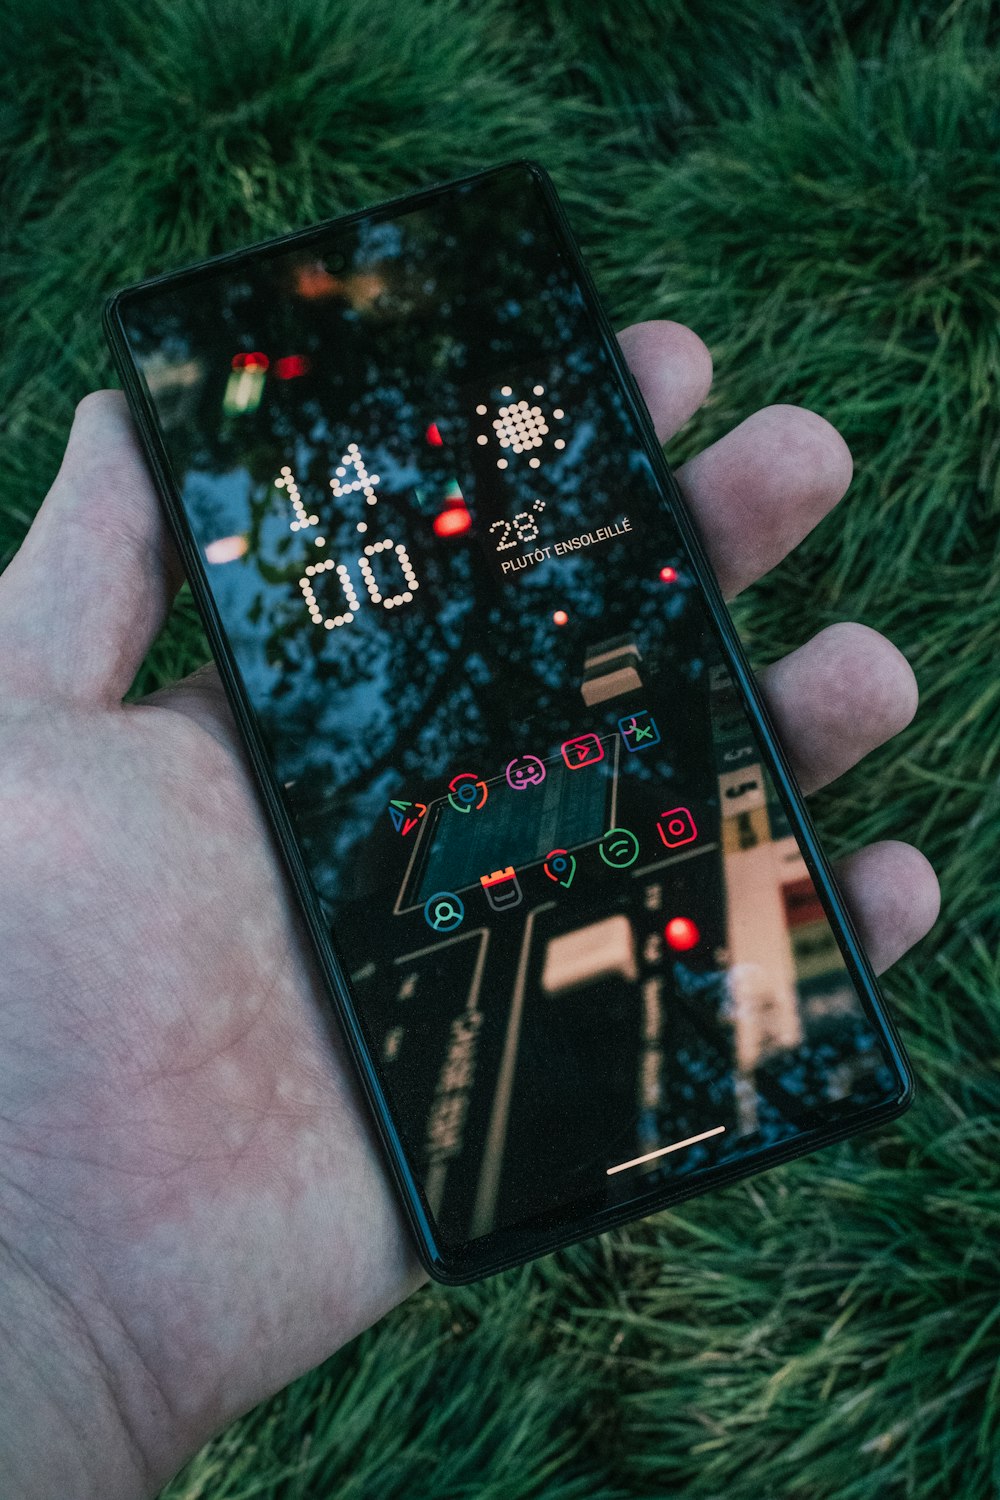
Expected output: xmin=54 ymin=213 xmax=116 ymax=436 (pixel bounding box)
xmin=102 ymin=288 xmax=126 ymax=337
xmin=515 ymin=157 xmax=554 ymax=191
xmin=413 ymin=1234 xmax=478 ymax=1287
xmin=890 ymin=1063 xmax=916 ymax=1116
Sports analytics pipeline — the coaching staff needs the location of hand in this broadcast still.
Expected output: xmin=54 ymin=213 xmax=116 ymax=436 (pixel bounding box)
xmin=0 ymin=321 xmax=939 ymax=1499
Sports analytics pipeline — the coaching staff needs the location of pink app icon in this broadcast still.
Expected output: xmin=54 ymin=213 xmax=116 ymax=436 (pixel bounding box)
xmin=506 ymin=754 xmax=546 ymax=791
xmin=656 ymin=807 xmax=698 ymax=849
xmin=561 ymin=733 xmax=604 ymax=770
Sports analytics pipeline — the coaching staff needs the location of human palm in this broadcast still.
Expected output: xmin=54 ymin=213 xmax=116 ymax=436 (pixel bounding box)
xmin=0 ymin=322 xmax=939 ymax=1498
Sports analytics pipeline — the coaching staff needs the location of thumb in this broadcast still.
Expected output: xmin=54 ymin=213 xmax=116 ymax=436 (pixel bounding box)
xmin=0 ymin=391 xmax=184 ymax=705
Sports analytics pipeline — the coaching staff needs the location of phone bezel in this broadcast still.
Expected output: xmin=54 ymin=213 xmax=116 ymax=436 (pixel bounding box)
xmin=104 ymin=159 xmax=913 ymax=1285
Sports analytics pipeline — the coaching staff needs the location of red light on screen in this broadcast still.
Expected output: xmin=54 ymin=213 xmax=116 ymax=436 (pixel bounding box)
xmin=274 ymin=355 xmax=310 ymax=379
xmin=664 ymin=916 xmax=700 ymax=951
xmin=552 ymin=610 xmax=569 ymax=626
xmin=426 ymin=422 xmax=444 ymax=446
xmin=659 ymin=566 xmax=678 ymax=584
xmin=433 ymin=507 xmax=472 ymax=537
xmin=231 ymin=352 xmax=269 ymax=372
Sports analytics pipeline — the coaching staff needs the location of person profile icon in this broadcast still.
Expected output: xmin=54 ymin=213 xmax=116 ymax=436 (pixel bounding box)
xmin=423 ymin=891 xmax=465 ymax=933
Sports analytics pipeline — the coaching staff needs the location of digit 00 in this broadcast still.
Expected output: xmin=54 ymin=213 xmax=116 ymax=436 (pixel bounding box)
xmin=299 ymin=540 xmax=419 ymax=629
xmin=358 ymin=539 xmax=419 ymax=610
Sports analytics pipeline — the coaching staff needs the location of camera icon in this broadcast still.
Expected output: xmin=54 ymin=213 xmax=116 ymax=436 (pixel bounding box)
xmin=656 ymin=807 xmax=698 ymax=849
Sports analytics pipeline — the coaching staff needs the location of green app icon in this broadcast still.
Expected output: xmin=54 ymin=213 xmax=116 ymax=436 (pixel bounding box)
xmin=598 ymin=827 xmax=640 ymax=869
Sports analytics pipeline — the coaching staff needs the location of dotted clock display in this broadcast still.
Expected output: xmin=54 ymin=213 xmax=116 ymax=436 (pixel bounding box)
xmin=275 ymin=444 xmax=418 ymax=631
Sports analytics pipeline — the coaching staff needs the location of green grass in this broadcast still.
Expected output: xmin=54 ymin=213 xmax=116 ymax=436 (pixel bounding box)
xmin=3 ymin=1 xmax=998 ymax=1495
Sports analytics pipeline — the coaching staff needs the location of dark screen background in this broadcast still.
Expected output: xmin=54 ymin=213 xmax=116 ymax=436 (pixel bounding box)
xmin=118 ymin=165 xmax=902 ymax=1247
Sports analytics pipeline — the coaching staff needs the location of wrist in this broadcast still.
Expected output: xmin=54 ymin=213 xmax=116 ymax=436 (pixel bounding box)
xmin=0 ymin=1233 xmax=175 ymax=1500
xmin=0 ymin=1122 xmax=425 ymax=1500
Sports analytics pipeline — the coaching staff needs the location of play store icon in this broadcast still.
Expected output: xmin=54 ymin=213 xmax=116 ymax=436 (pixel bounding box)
xmin=388 ymin=798 xmax=428 ymax=837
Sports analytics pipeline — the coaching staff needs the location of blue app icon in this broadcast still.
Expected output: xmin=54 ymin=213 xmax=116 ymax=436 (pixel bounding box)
xmin=618 ymin=709 xmax=660 ymax=753
xmin=423 ymin=891 xmax=465 ymax=933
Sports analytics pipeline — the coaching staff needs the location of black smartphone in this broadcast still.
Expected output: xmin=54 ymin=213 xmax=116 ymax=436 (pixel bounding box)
xmin=104 ymin=160 xmax=912 ymax=1283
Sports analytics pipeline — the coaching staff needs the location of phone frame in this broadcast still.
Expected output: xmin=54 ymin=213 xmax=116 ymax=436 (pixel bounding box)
xmin=104 ymin=159 xmax=913 ymax=1284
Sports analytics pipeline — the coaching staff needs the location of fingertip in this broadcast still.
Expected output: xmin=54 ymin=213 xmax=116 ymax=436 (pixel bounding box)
xmin=758 ymin=621 xmax=920 ymax=795
xmin=758 ymin=403 xmax=854 ymax=504
xmin=74 ymin=387 xmax=127 ymax=415
xmin=677 ymin=402 xmax=855 ymax=597
xmin=819 ymin=621 xmax=920 ymax=738
xmin=57 ymin=389 xmax=144 ymax=502
xmin=66 ymin=387 xmax=130 ymax=445
xmin=836 ymin=840 xmax=941 ymax=974
xmin=617 ymin=319 xmax=713 ymax=443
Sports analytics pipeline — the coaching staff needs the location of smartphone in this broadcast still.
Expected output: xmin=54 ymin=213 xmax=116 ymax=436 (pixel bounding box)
xmin=104 ymin=160 xmax=912 ymax=1283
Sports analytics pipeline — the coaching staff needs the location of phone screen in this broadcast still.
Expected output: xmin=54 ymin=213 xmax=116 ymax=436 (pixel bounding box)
xmin=112 ymin=163 xmax=906 ymax=1266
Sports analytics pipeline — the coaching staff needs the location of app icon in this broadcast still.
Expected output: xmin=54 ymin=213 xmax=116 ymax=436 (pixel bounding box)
xmin=543 ymin=849 xmax=577 ymax=889
xmin=447 ymin=771 xmax=488 ymax=814
xmin=388 ymin=798 xmax=428 ymax=836
xmin=656 ymin=806 xmax=698 ymax=849
xmin=479 ymin=867 xmax=523 ymax=912
xmin=618 ymin=710 xmax=660 ymax=753
xmin=423 ymin=891 xmax=465 ymax=933
xmin=561 ymin=733 xmax=604 ymax=770
xmin=598 ymin=827 xmax=640 ymax=869
xmin=505 ymin=754 xmax=546 ymax=791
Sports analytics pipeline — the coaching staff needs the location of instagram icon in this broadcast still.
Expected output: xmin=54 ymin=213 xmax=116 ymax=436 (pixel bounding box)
xmin=656 ymin=807 xmax=698 ymax=849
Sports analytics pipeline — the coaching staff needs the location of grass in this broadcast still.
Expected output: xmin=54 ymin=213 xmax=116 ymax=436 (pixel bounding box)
xmin=2 ymin=0 xmax=998 ymax=1495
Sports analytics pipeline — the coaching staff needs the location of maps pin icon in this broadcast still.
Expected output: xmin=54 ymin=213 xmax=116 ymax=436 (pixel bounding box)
xmin=543 ymin=848 xmax=576 ymax=889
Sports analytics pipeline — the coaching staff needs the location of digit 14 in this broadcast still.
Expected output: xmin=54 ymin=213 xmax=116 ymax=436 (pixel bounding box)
xmin=274 ymin=447 xmax=419 ymax=630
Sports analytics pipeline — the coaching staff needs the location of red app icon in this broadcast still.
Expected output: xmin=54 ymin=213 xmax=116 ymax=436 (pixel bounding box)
xmin=480 ymin=866 xmax=523 ymax=912
xmin=561 ymin=733 xmax=604 ymax=770
xmin=656 ymin=807 xmax=698 ymax=849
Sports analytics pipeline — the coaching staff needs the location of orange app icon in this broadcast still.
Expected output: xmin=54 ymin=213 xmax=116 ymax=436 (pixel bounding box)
xmin=480 ymin=866 xmax=523 ymax=912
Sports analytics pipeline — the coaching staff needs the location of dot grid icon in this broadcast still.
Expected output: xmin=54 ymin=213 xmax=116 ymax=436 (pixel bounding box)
xmin=475 ymin=383 xmax=567 ymax=470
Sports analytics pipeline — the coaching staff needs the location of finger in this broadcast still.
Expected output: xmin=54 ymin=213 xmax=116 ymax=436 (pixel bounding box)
xmin=834 ymin=840 xmax=940 ymax=974
xmin=0 ymin=390 xmax=183 ymax=705
xmin=758 ymin=623 xmax=919 ymax=795
xmin=618 ymin=320 xmax=713 ymax=443
xmin=676 ymin=403 xmax=854 ymax=598
xmin=616 ymin=322 xmax=852 ymax=599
